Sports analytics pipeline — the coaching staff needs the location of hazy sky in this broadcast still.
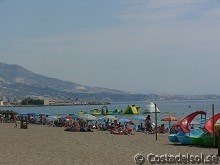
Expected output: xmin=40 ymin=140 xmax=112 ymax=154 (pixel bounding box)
xmin=0 ymin=0 xmax=220 ymax=94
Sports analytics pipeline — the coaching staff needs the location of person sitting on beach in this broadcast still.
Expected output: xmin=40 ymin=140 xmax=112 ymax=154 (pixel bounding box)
xmin=117 ymin=122 xmax=122 ymax=128
xmin=136 ymin=125 xmax=142 ymax=132
xmin=154 ymin=126 xmax=160 ymax=133
xmin=85 ymin=123 xmax=93 ymax=132
xmin=190 ymin=124 xmax=195 ymax=129
xmin=64 ymin=126 xmax=72 ymax=132
xmin=94 ymin=121 xmax=99 ymax=129
xmin=101 ymin=124 xmax=107 ymax=131
xmin=140 ymin=123 xmax=145 ymax=132
xmin=0 ymin=115 xmax=3 ymax=123
xmin=105 ymin=119 xmax=110 ymax=129
xmin=78 ymin=121 xmax=87 ymax=132
xmin=111 ymin=126 xmax=124 ymax=135
xmin=170 ymin=124 xmax=180 ymax=134
xmin=110 ymin=124 xmax=133 ymax=135
xmin=124 ymin=126 xmax=132 ymax=135
xmin=158 ymin=124 xmax=166 ymax=134
xmin=136 ymin=123 xmax=145 ymax=132
xmin=148 ymin=126 xmax=160 ymax=134
xmin=11 ymin=114 xmax=17 ymax=128
xmin=73 ymin=123 xmax=80 ymax=132
xmin=54 ymin=120 xmax=59 ymax=127
xmin=112 ymin=120 xmax=118 ymax=127
xmin=80 ymin=125 xmax=87 ymax=132
xmin=64 ymin=122 xmax=78 ymax=132
xmin=4 ymin=114 xmax=8 ymax=123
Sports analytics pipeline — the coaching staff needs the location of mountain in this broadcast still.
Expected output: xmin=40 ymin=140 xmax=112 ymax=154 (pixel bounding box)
xmin=0 ymin=62 xmax=127 ymax=95
xmin=0 ymin=62 xmax=138 ymax=101
xmin=1 ymin=62 xmax=219 ymax=102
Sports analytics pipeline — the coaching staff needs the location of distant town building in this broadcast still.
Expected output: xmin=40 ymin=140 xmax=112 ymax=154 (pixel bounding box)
xmin=10 ymin=100 xmax=21 ymax=106
xmin=44 ymin=99 xmax=56 ymax=106
xmin=0 ymin=101 xmax=10 ymax=106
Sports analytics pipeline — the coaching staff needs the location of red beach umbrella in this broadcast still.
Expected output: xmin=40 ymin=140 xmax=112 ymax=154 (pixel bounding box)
xmin=61 ymin=115 xmax=73 ymax=121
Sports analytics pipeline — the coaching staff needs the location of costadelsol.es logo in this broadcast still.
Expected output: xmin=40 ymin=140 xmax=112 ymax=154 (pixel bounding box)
xmin=134 ymin=153 xmax=145 ymax=165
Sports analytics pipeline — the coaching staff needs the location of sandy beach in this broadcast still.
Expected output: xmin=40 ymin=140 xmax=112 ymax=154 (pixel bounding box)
xmin=0 ymin=123 xmax=217 ymax=165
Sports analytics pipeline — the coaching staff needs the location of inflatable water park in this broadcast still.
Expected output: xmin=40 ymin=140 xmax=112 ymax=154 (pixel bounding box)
xmin=90 ymin=105 xmax=140 ymax=116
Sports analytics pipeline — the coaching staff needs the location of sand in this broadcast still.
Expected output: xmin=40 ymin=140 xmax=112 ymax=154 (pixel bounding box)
xmin=0 ymin=123 xmax=217 ymax=165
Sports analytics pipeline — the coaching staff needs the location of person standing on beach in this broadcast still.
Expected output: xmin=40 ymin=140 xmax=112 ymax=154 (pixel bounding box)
xmin=145 ymin=115 xmax=152 ymax=132
xmin=11 ymin=114 xmax=17 ymax=128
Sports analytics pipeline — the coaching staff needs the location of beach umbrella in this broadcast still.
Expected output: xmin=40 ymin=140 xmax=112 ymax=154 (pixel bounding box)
xmin=69 ymin=114 xmax=80 ymax=119
xmin=119 ymin=118 xmax=135 ymax=125
xmin=133 ymin=115 xmax=146 ymax=122
xmin=103 ymin=115 xmax=117 ymax=121
xmin=61 ymin=115 xmax=73 ymax=121
xmin=80 ymin=114 xmax=97 ymax=121
xmin=65 ymin=116 xmax=73 ymax=120
xmin=47 ymin=116 xmax=58 ymax=122
xmin=143 ymin=102 xmax=160 ymax=114
xmin=119 ymin=118 xmax=130 ymax=123
xmin=161 ymin=116 xmax=178 ymax=128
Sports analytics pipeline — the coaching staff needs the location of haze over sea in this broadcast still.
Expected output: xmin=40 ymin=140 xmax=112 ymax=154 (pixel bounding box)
xmin=1 ymin=100 xmax=220 ymax=126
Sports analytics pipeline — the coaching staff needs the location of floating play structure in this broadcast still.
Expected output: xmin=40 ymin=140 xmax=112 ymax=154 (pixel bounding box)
xmin=168 ymin=110 xmax=206 ymax=143
xmin=90 ymin=105 xmax=139 ymax=116
xmin=90 ymin=106 xmax=122 ymax=116
xmin=122 ymin=105 xmax=139 ymax=115
xmin=90 ymin=108 xmax=101 ymax=116
xmin=169 ymin=110 xmax=220 ymax=147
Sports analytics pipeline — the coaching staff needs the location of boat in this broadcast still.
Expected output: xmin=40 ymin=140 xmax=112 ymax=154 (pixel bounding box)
xmin=143 ymin=102 xmax=160 ymax=114
xmin=168 ymin=109 xmax=206 ymax=143
xmin=178 ymin=129 xmax=204 ymax=145
xmin=173 ymin=113 xmax=220 ymax=147
xmin=187 ymin=113 xmax=220 ymax=147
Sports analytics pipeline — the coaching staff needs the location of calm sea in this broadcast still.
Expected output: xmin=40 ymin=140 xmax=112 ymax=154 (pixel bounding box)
xmin=1 ymin=100 xmax=219 ymax=121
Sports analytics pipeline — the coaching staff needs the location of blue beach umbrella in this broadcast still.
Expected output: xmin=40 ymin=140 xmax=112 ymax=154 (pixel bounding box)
xmin=80 ymin=114 xmax=97 ymax=121
xmin=119 ymin=118 xmax=131 ymax=123
xmin=104 ymin=115 xmax=117 ymax=121
xmin=133 ymin=116 xmax=146 ymax=122
xmin=69 ymin=114 xmax=80 ymax=119
xmin=47 ymin=116 xmax=58 ymax=122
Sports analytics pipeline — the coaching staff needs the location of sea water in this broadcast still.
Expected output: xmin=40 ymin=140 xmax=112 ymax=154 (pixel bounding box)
xmin=1 ymin=99 xmax=219 ymax=124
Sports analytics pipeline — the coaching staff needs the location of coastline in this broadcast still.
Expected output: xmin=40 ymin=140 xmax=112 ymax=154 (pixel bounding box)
xmin=0 ymin=102 xmax=111 ymax=108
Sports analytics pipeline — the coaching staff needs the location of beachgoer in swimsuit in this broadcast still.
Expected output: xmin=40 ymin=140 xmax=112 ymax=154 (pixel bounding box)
xmin=145 ymin=115 xmax=152 ymax=131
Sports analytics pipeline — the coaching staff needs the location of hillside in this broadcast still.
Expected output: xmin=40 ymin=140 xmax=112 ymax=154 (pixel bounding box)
xmin=0 ymin=62 xmax=127 ymax=95
xmin=1 ymin=62 xmax=219 ymax=102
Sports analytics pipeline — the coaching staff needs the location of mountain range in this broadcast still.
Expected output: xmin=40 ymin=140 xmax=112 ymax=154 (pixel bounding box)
xmin=0 ymin=62 xmax=141 ymax=101
xmin=0 ymin=62 xmax=127 ymax=94
xmin=1 ymin=62 xmax=219 ymax=102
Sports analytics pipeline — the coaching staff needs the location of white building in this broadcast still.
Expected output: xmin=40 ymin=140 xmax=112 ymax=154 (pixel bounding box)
xmin=44 ymin=99 xmax=56 ymax=106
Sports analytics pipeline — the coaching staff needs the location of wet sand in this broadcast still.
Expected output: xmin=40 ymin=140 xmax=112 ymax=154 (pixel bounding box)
xmin=0 ymin=123 xmax=217 ymax=165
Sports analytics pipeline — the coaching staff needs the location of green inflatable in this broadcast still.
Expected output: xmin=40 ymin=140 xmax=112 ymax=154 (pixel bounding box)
xmin=122 ymin=105 xmax=139 ymax=115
